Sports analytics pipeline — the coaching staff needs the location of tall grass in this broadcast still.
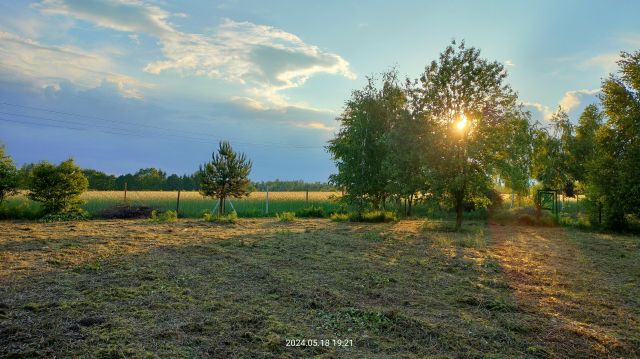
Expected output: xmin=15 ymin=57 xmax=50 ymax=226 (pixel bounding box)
xmin=2 ymin=191 xmax=343 ymax=219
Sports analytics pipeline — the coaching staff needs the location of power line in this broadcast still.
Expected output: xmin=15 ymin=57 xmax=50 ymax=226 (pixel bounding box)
xmin=0 ymin=101 xmax=326 ymax=149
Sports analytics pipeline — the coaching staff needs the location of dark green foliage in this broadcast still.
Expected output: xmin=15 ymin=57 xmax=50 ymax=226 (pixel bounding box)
xmin=199 ymin=141 xmax=252 ymax=215
xmin=27 ymin=159 xmax=89 ymax=215
xmin=0 ymin=144 xmax=19 ymax=204
xmin=327 ymin=70 xmax=403 ymax=212
xmin=81 ymin=168 xmax=200 ymax=191
xmin=532 ymin=109 xmax=573 ymax=191
xmin=351 ymin=210 xmax=397 ymax=223
xmin=252 ymin=180 xmax=336 ymax=192
xmin=295 ymin=206 xmax=325 ymax=218
xmin=587 ymin=50 xmax=640 ymax=229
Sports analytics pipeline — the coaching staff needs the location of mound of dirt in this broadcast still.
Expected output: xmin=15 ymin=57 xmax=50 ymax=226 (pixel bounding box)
xmin=98 ymin=204 xmax=155 ymax=219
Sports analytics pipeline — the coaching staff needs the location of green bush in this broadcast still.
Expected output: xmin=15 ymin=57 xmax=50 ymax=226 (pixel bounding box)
xmin=203 ymin=210 xmax=238 ymax=224
xmin=277 ymin=212 xmax=296 ymax=222
xmin=27 ymin=159 xmax=88 ymax=215
xmin=296 ymin=206 xmax=325 ymax=218
xmin=150 ymin=209 xmax=177 ymax=223
xmin=329 ymin=213 xmax=350 ymax=222
xmin=0 ymin=144 xmax=19 ymax=205
xmin=353 ymin=210 xmax=397 ymax=223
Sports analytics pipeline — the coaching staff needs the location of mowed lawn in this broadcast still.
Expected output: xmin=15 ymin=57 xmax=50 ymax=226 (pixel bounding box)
xmin=0 ymin=219 xmax=638 ymax=358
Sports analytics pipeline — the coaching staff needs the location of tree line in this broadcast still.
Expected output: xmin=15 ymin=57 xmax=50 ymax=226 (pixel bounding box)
xmin=4 ymin=164 xmax=335 ymax=192
xmin=328 ymin=40 xmax=639 ymax=230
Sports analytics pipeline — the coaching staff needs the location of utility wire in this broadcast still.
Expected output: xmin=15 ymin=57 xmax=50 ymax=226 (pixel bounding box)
xmin=0 ymin=102 xmax=326 ymax=149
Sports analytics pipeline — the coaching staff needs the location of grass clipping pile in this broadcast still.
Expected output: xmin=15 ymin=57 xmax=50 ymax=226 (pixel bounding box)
xmin=0 ymin=218 xmax=638 ymax=357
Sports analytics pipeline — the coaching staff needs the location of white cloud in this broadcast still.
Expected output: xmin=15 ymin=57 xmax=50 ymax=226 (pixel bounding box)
xmin=558 ymin=89 xmax=599 ymax=112
xmin=37 ymin=0 xmax=355 ymax=108
xmin=504 ymin=59 xmax=515 ymax=67
xmin=294 ymin=121 xmax=335 ymax=132
xmin=230 ymin=96 xmax=268 ymax=111
xmin=0 ymin=31 xmax=148 ymax=98
xmin=36 ymin=0 xmax=175 ymax=37
xmin=524 ymin=88 xmax=600 ymax=124
xmin=523 ymin=101 xmax=553 ymax=121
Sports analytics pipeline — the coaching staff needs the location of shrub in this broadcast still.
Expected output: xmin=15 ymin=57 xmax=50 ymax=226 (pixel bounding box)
xmin=150 ymin=210 xmax=177 ymax=223
xmin=329 ymin=213 xmax=350 ymax=222
xmin=296 ymin=206 xmax=325 ymax=218
xmin=28 ymin=159 xmax=88 ymax=215
xmin=277 ymin=212 xmax=296 ymax=222
xmin=98 ymin=204 xmax=155 ymax=219
xmin=203 ymin=210 xmax=238 ymax=224
xmin=0 ymin=144 xmax=19 ymax=205
xmin=356 ymin=210 xmax=397 ymax=223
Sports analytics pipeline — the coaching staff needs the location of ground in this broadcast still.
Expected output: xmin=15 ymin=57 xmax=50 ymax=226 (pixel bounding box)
xmin=0 ymin=219 xmax=638 ymax=358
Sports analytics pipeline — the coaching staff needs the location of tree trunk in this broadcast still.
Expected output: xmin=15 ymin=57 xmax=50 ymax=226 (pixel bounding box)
xmin=219 ymin=196 xmax=224 ymax=215
xmin=408 ymin=194 xmax=413 ymax=216
xmin=455 ymin=191 xmax=464 ymax=231
xmin=510 ymin=191 xmax=515 ymax=208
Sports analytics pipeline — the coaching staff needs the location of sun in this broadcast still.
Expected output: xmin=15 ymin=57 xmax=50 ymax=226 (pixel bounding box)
xmin=456 ymin=114 xmax=468 ymax=130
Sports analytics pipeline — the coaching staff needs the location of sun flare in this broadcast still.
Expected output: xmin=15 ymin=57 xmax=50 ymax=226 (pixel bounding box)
xmin=456 ymin=114 xmax=468 ymax=130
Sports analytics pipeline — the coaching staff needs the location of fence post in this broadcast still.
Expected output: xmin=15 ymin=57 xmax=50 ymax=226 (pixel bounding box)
xmin=306 ymin=187 xmax=309 ymax=205
xmin=265 ymin=187 xmax=269 ymax=215
xmin=124 ymin=182 xmax=127 ymax=202
xmin=176 ymin=189 xmax=181 ymax=216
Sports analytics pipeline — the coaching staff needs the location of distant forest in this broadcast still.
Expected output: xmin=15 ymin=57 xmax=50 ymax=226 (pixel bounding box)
xmin=13 ymin=165 xmax=336 ymax=192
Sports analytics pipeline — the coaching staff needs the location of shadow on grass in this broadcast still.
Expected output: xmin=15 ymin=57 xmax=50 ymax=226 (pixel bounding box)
xmin=0 ymin=219 xmax=638 ymax=358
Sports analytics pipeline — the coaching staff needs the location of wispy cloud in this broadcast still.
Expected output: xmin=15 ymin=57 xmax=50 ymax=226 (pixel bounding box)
xmin=580 ymin=53 xmax=620 ymax=73
xmin=0 ymin=31 xmax=148 ymax=98
xmin=293 ymin=121 xmax=335 ymax=132
xmin=36 ymin=0 xmax=175 ymax=37
xmin=37 ymin=0 xmax=356 ymax=109
xmin=504 ymin=59 xmax=515 ymax=67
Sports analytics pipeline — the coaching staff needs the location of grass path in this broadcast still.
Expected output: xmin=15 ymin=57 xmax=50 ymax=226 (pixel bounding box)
xmin=0 ymin=219 xmax=638 ymax=357
xmin=489 ymin=224 xmax=640 ymax=357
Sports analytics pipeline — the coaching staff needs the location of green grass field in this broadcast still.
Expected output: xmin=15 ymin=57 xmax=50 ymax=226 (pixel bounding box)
xmin=1 ymin=191 xmax=343 ymax=219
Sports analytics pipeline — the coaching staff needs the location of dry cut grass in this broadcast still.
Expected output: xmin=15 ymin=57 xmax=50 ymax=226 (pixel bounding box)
xmin=0 ymin=219 xmax=638 ymax=358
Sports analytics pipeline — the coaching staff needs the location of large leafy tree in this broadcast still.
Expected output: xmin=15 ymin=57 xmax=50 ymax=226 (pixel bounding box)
xmin=383 ymin=106 xmax=431 ymax=215
xmin=0 ymin=144 xmax=19 ymax=204
xmin=199 ymin=141 xmax=252 ymax=215
xmin=28 ymin=159 xmax=89 ymax=214
xmin=589 ymin=50 xmax=640 ymax=229
xmin=412 ymin=40 xmax=520 ymax=230
xmin=572 ymin=105 xmax=603 ymax=184
xmin=494 ymin=111 xmax=534 ymax=207
xmin=531 ymin=109 xmax=574 ymax=193
xmin=327 ymin=71 xmax=402 ymax=211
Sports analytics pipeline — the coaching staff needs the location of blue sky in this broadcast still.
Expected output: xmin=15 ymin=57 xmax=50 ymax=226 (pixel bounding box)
xmin=1 ymin=0 xmax=639 ymax=181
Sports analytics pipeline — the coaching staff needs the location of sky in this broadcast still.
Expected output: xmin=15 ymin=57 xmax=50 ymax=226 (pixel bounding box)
xmin=1 ymin=0 xmax=639 ymax=181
